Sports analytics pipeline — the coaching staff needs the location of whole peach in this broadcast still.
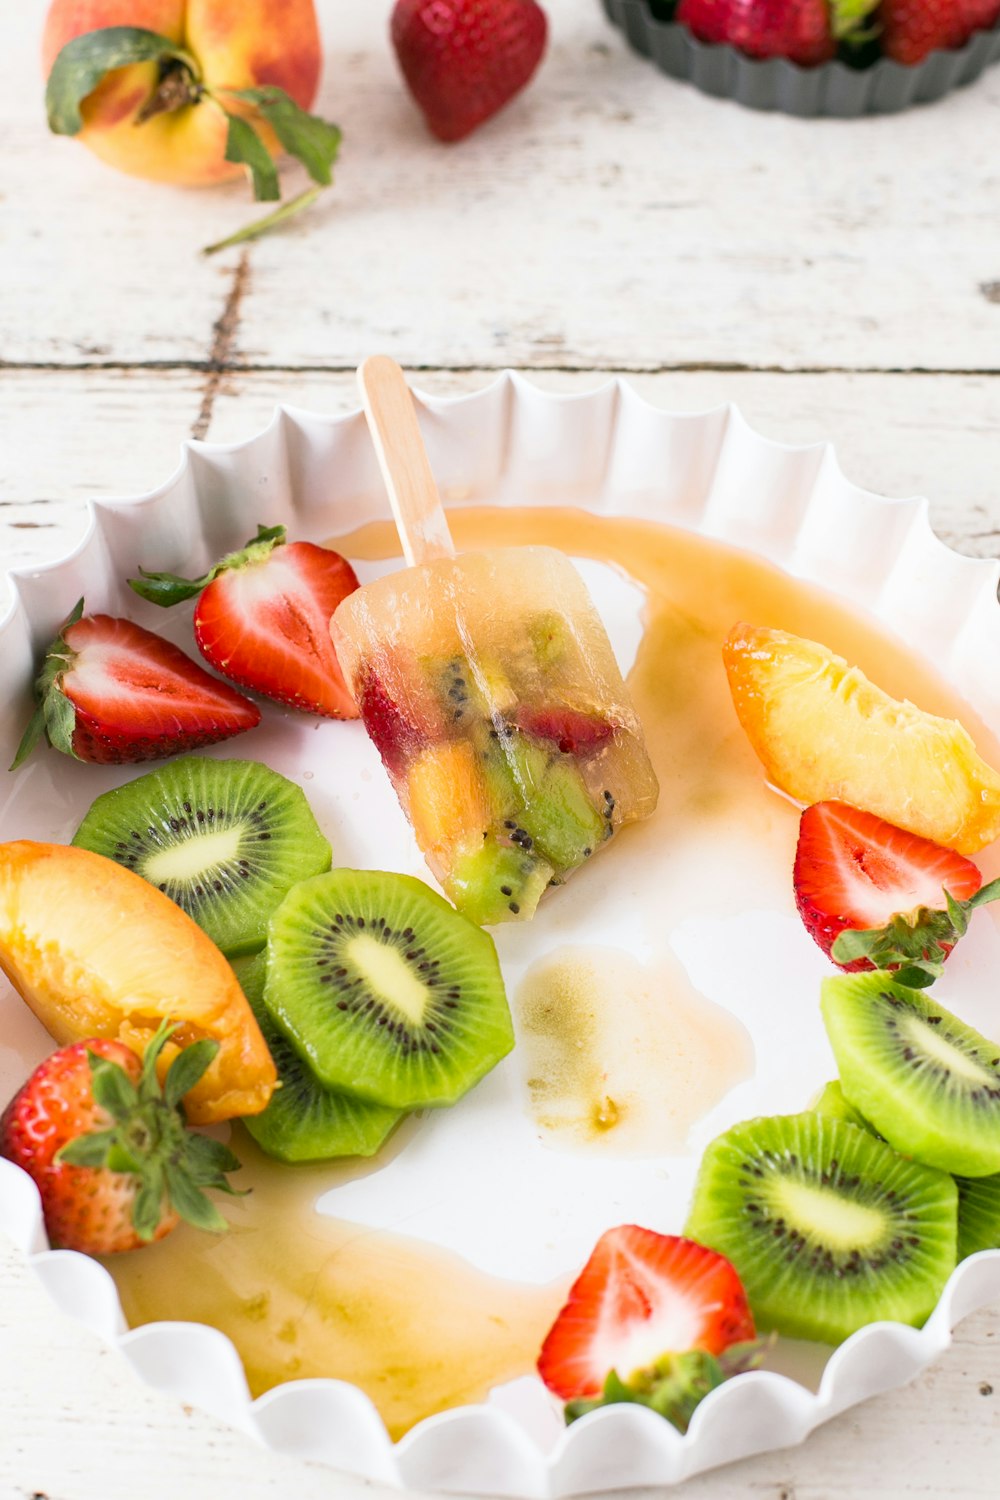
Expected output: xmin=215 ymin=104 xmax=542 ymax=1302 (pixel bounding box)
xmin=42 ymin=0 xmax=322 ymax=186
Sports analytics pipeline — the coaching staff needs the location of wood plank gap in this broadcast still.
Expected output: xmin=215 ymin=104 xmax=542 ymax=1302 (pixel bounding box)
xmin=2 ymin=361 xmax=1000 ymax=378
xmin=190 ymin=250 xmax=251 ymax=441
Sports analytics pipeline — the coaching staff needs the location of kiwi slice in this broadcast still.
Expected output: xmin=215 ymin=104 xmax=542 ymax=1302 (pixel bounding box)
xmin=483 ymin=733 xmax=606 ymax=877
xmin=265 ymin=868 xmax=513 ymax=1108
xmin=448 ymin=836 xmax=554 ymax=926
xmin=232 ymin=952 xmax=403 ymax=1163
xmin=821 ymin=973 xmax=1000 ymax=1177
xmin=685 ymin=1112 xmax=957 ymax=1345
xmin=429 ymin=654 xmax=515 ymax=733
xmin=72 ymin=757 xmax=331 ymax=958
xmin=956 ymin=1174 xmax=1000 ymax=1259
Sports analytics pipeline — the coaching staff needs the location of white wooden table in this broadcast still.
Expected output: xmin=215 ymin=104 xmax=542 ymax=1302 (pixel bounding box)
xmin=3 ymin=2 xmax=1000 ymax=1495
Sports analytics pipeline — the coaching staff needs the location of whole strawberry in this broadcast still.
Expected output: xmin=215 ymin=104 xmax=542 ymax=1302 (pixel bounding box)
xmin=130 ymin=525 xmax=360 ymax=719
xmin=880 ymin=0 xmax=1000 ymax=63
xmin=0 ymin=1025 xmax=240 ymax=1254
xmin=676 ymin=0 xmax=876 ymax=65
xmin=391 ymin=0 xmax=548 ymax=142
xmin=11 ymin=601 xmax=260 ymax=770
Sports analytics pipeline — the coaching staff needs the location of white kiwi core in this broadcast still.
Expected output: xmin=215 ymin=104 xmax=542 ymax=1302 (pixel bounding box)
xmin=144 ymin=827 xmax=242 ymax=882
xmin=774 ymin=1179 xmax=887 ymax=1249
xmin=348 ymin=932 xmax=430 ymax=1025
xmin=903 ymin=1013 xmax=995 ymax=1084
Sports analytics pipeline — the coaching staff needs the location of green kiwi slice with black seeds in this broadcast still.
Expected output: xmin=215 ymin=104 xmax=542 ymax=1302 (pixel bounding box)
xmin=231 ymin=951 xmax=403 ymax=1163
xmin=265 ymin=868 xmax=513 ymax=1108
xmin=822 ymin=973 xmax=1000 ymax=1177
xmin=447 ymin=836 xmax=554 ymax=926
xmin=684 ymin=1112 xmax=957 ymax=1345
xmin=72 ymin=756 xmax=331 ymax=958
xmin=811 ymin=1079 xmax=1000 ymax=1259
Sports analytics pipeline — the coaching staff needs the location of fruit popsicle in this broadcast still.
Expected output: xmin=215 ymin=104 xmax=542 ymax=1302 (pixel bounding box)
xmin=331 ymin=358 xmax=658 ymax=926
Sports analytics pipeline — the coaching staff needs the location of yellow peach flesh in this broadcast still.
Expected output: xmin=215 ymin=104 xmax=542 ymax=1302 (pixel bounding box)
xmin=0 ymin=841 xmax=276 ymax=1124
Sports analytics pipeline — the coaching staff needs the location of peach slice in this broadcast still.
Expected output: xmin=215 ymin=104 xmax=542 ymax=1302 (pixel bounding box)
xmin=723 ymin=623 xmax=1000 ymax=855
xmin=407 ymin=741 xmax=489 ymax=856
xmin=0 ymin=841 xmax=276 ymax=1124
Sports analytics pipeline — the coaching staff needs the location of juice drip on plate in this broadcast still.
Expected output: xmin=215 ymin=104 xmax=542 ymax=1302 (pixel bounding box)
xmin=514 ymin=945 xmax=754 ymax=1155
xmin=100 ymin=507 xmax=1000 ymax=1429
xmin=104 ymin=1132 xmax=568 ymax=1439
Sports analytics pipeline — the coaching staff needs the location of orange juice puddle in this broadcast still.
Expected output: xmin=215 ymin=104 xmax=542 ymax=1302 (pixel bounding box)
xmin=103 ymin=507 xmax=1000 ymax=1434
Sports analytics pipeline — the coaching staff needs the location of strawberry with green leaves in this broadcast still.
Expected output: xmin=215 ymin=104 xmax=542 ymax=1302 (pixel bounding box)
xmin=0 ymin=1025 xmax=240 ymax=1255
xmin=793 ymin=800 xmax=1000 ymax=989
xmin=538 ymin=1225 xmax=762 ymax=1431
xmin=675 ymin=0 xmax=877 ymax=65
xmin=11 ymin=602 xmax=260 ymax=770
xmin=130 ymin=526 xmax=360 ymax=720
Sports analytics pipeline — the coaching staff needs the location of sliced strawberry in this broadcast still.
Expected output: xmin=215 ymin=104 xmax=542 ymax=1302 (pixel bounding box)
xmin=515 ymin=705 xmax=617 ymax=756
xmin=356 ymin=669 xmax=430 ymax=777
xmin=538 ymin=1226 xmax=755 ymax=1407
xmin=11 ymin=603 xmax=260 ymax=769
xmin=793 ymin=801 xmax=1000 ymax=986
xmin=131 ymin=526 xmax=360 ymax=719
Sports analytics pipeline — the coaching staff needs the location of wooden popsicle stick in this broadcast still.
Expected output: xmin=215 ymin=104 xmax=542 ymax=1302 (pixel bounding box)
xmin=357 ymin=355 xmax=457 ymax=567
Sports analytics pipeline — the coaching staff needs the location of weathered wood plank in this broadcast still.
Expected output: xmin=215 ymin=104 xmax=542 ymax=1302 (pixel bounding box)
xmin=3 ymin=3 xmax=1000 ymax=373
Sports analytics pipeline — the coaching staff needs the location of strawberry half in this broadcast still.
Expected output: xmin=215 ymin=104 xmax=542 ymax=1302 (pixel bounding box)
xmin=793 ymin=801 xmax=1000 ymax=987
xmin=356 ymin=668 xmax=431 ymax=776
xmin=130 ymin=525 xmax=360 ymax=719
xmin=0 ymin=1024 xmax=240 ymax=1255
xmin=515 ymin=705 xmax=617 ymax=756
xmin=538 ymin=1226 xmax=758 ymax=1431
xmin=391 ymin=0 xmax=548 ymax=143
xmin=11 ymin=602 xmax=260 ymax=769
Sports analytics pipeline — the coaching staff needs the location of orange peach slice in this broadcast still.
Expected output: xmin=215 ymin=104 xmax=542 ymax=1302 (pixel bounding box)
xmin=407 ymin=741 xmax=489 ymax=856
xmin=723 ymin=623 xmax=1000 ymax=856
xmin=0 ymin=841 xmax=276 ymax=1124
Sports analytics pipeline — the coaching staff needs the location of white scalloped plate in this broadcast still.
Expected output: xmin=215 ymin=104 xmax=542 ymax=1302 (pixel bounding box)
xmin=2 ymin=374 xmax=1000 ymax=1498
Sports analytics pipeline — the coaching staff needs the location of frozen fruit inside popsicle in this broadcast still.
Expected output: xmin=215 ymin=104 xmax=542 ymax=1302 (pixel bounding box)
xmin=332 ymin=547 xmax=658 ymax=926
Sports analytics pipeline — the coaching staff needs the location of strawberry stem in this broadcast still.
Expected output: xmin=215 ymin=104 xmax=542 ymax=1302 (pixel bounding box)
xmin=129 ymin=524 xmax=288 ymax=605
xmin=830 ymin=878 xmax=1000 ymax=987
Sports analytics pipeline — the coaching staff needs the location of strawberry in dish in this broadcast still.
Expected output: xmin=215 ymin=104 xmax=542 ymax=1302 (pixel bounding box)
xmin=0 ymin=1024 xmax=240 ymax=1254
xmin=130 ymin=525 xmax=360 ymax=719
xmin=793 ymin=800 xmax=1000 ymax=987
xmin=538 ymin=1225 xmax=761 ymax=1430
xmin=11 ymin=603 xmax=260 ymax=768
